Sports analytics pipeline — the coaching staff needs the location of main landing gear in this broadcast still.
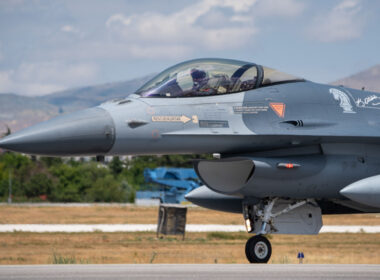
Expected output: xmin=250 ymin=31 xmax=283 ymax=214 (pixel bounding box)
xmin=243 ymin=197 xmax=312 ymax=263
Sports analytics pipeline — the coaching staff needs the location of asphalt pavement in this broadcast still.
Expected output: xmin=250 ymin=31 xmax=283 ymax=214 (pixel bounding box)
xmin=0 ymin=264 xmax=379 ymax=280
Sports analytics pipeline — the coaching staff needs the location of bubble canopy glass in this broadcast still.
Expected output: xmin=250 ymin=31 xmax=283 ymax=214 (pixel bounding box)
xmin=135 ymin=58 xmax=303 ymax=98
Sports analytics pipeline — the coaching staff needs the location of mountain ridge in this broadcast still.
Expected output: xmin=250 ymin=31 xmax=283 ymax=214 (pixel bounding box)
xmin=0 ymin=75 xmax=153 ymax=132
xmin=38 ymin=74 xmax=155 ymax=113
xmin=331 ymin=64 xmax=380 ymax=93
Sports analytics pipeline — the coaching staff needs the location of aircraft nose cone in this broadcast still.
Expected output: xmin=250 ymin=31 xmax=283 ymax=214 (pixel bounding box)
xmin=0 ymin=107 xmax=115 ymax=156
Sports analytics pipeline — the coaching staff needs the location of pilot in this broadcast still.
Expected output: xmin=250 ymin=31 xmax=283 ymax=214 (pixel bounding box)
xmin=191 ymin=69 xmax=206 ymax=85
xmin=191 ymin=68 xmax=214 ymax=94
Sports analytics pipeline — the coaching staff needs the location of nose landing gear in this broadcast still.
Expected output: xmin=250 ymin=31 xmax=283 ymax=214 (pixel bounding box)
xmin=245 ymin=235 xmax=272 ymax=263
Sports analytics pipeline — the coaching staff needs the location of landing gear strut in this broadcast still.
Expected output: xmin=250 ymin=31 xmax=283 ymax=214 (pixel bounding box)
xmin=243 ymin=197 xmax=314 ymax=263
xmin=245 ymin=235 xmax=271 ymax=263
xmin=243 ymin=199 xmax=275 ymax=263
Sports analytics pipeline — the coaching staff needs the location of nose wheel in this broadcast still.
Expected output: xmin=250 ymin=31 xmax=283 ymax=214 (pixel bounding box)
xmin=245 ymin=235 xmax=272 ymax=263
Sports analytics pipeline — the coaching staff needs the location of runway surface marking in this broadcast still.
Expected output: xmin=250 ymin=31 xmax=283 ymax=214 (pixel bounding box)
xmin=0 ymin=224 xmax=379 ymax=233
xmin=0 ymin=264 xmax=379 ymax=280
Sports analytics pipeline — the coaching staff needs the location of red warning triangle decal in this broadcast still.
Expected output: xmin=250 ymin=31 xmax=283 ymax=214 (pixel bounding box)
xmin=270 ymin=103 xmax=285 ymax=118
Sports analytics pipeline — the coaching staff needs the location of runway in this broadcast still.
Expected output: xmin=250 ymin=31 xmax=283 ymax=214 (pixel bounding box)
xmin=0 ymin=224 xmax=380 ymax=233
xmin=0 ymin=264 xmax=379 ymax=280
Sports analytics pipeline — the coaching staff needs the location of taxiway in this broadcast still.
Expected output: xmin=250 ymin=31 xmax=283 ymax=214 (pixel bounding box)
xmin=0 ymin=264 xmax=379 ymax=280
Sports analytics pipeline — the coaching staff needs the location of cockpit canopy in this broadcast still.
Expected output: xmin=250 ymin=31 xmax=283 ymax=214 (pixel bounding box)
xmin=135 ymin=58 xmax=303 ymax=98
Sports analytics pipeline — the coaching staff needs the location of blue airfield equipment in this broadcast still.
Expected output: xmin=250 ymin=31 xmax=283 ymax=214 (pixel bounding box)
xmin=136 ymin=167 xmax=201 ymax=204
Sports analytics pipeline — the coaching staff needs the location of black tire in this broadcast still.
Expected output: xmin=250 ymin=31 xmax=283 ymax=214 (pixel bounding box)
xmin=245 ymin=235 xmax=272 ymax=263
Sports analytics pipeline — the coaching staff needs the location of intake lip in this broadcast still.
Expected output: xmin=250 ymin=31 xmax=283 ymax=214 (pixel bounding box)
xmin=0 ymin=107 xmax=115 ymax=156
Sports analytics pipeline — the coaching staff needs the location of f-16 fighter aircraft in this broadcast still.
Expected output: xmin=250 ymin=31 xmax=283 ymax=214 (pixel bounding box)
xmin=1 ymin=58 xmax=380 ymax=263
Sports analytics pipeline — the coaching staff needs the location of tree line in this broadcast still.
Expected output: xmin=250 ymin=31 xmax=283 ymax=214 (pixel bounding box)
xmin=0 ymin=152 xmax=209 ymax=203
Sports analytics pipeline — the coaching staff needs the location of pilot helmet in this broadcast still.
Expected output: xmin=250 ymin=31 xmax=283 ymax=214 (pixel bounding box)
xmin=191 ymin=68 xmax=207 ymax=82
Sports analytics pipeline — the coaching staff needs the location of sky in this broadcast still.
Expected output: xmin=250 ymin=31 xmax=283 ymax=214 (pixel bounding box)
xmin=0 ymin=0 xmax=379 ymax=96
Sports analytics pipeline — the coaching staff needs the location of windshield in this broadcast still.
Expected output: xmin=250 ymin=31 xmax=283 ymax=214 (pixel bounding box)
xmin=135 ymin=58 xmax=302 ymax=98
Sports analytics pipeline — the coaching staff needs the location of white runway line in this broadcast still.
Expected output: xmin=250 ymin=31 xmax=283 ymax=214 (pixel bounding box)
xmin=320 ymin=225 xmax=380 ymax=233
xmin=0 ymin=224 xmax=380 ymax=233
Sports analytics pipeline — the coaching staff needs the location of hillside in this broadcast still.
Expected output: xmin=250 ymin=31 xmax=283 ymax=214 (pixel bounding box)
xmin=331 ymin=64 xmax=380 ymax=93
xmin=0 ymin=75 xmax=153 ymax=133
xmin=39 ymin=75 xmax=154 ymax=113
xmin=0 ymin=93 xmax=59 ymax=132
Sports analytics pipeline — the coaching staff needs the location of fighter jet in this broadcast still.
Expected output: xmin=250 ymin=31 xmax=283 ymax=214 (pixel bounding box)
xmin=1 ymin=58 xmax=380 ymax=263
